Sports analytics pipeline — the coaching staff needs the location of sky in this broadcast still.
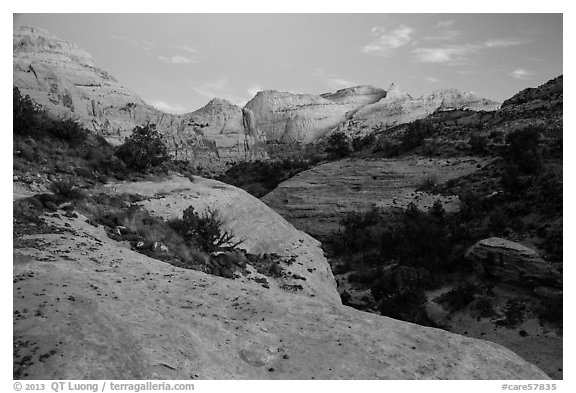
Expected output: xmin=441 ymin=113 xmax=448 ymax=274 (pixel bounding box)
xmin=13 ymin=13 xmax=563 ymax=114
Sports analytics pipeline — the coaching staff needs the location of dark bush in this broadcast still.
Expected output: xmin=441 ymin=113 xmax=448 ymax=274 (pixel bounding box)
xmin=504 ymin=127 xmax=542 ymax=174
xmin=170 ymin=206 xmax=243 ymax=253
xmin=48 ymin=178 xmax=87 ymax=201
xmin=13 ymin=86 xmax=41 ymax=136
xmin=537 ymin=294 xmax=562 ymax=324
xmin=115 ymin=124 xmax=170 ymax=171
xmin=325 ymin=132 xmax=352 ymax=159
xmin=497 ymin=298 xmax=526 ymax=327
xmin=469 ymin=134 xmax=488 ymax=154
xmin=438 ymin=282 xmax=478 ymax=312
xmin=401 ymin=120 xmax=434 ymax=151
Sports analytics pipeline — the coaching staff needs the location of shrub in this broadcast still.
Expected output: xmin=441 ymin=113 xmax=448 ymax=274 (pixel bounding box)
xmin=170 ymin=206 xmax=243 ymax=253
xmin=47 ymin=118 xmax=88 ymax=145
xmin=504 ymin=127 xmax=542 ymax=174
xmin=13 ymin=86 xmax=41 ymax=136
xmin=438 ymin=282 xmax=477 ymax=312
xmin=469 ymin=134 xmax=488 ymax=154
xmin=325 ymin=132 xmax=352 ymax=159
xmin=537 ymin=294 xmax=562 ymax=324
xmin=48 ymin=178 xmax=88 ymax=201
xmin=497 ymin=298 xmax=526 ymax=327
xmin=401 ymin=120 xmax=434 ymax=151
xmin=115 ymin=124 xmax=170 ymax=171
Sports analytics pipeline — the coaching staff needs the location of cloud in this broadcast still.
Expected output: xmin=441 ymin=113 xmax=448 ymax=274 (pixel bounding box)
xmin=313 ymin=68 xmax=356 ymax=90
xmin=510 ymin=68 xmax=535 ymax=80
xmin=191 ymin=78 xmax=255 ymax=106
xmin=246 ymin=84 xmax=263 ymax=98
xmin=437 ymin=20 xmax=454 ymax=29
xmin=148 ymin=100 xmax=190 ymax=115
xmin=425 ymin=77 xmax=440 ymax=83
xmin=483 ymin=39 xmax=527 ymax=48
xmin=413 ymin=38 xmax=528 ymax=65
xmin=158 ymin=55 xmax=197 ymax=64
xmin=412 ymin=45 xmax=477 ymax=65
xmin=363 ymin=25 xmax=415 ymax=57
xmin=171 ymin=44 xmax=197 ymax=54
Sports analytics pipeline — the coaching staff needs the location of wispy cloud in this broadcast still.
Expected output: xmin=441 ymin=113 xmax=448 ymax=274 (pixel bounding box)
xmin=158 ymin=55 xmax=197 ymax=65
xmin=425 ymin=76 xmax=440 ymax=83
xmin=191 ymin=78 xmax=255 ymax=106
xmin=313 ymin=68 xmax=356 ymax=90
xmin=246 ymin=84 xmax=263 ymax=98
xmin=148 ymin=100 xmax=191 ymax=115
xmin=510 ymin=68 xmax=535 ymax=80
xmin=413 ymin=38 xmax=528 ymax=65
xmin=412 ymin=44 xmax=477 ymax=65
xmin=363 ymin=25 xmax=415 ymax=57
xmin=483 ymin=38 xmax=527 ymax=48
xmin=171 ymin=43 xmax=197 ymax=54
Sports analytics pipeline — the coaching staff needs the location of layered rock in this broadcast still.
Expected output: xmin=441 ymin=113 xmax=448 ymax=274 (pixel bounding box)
xmin=346 ymin=83 xmax=501 ymax=135
xmin=13 ymin=26 xmax=265 ymax=167
xmin=13 ymin=177 xmax=549 ymax=379
xmin=244 ymin=86 xmax=385 ymax=143
xmin=181 ymin=99 xmax=267 ymax=162
xmin=466 ymin=237 xmax=562 ymax=289
xmin=262 ymin=156 xmax=492 ymax=237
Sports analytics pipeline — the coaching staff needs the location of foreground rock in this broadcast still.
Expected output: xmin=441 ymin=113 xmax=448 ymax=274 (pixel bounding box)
xmin=104 ymin=175 xmax=339 ymax=304
xmin=13 ymin=179 xmax=548 ymax=379
xmin=13 ymin=26 xmax=264 ymax=167
xmin=467 ymin=237 xmax=562 ymax=289
xmin=263 ymin=156 xmax=492 ymax=237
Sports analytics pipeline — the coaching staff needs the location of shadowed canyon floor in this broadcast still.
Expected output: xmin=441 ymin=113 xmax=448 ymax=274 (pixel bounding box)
xmin=13 ymin=176 xmax=549 ymax=379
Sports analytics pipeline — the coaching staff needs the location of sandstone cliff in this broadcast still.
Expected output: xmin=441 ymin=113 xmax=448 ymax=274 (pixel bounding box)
xmin=244 ymin=86 xmax=386 ymax=143
xmin=13 ymin=177 xmax=549 ymax=379
xmin=13 ymin=26 xmax=265 ymax=167
xmin=344 ymin=83 xmax=501 ymax=136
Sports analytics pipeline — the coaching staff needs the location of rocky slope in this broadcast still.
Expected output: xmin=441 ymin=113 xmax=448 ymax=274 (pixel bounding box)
xmin=342 ymin=83 xmax=501 ymax=136
xmin=263 ymin=156 xmax=492 ymax=238
xmin=13 ymin=26 xmax=266 ymax=168
xmin=13 ymin=177 xmax=549 ymax=379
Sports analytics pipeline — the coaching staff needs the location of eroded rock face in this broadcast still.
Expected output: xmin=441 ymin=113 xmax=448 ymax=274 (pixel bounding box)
xmin=244 ymin=86 xmax=386 ymax=143
xmin=13 ymin=178 xmax=549 ymax=379
xmin=13 ymin=26 xmax=264 ymax=168
xmin=263 ymin=156 xmax=492 ymax=237
xmin=181 ymin=99 xmax=267 ymax=163
xmin=346 ymin=83 xmax=501 ymax=135
xmin=466 ymin=237 xmax=562 ymax=289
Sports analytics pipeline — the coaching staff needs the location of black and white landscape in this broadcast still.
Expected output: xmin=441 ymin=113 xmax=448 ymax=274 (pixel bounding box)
xmin=13 ymin=14 xmax=562 ymax=380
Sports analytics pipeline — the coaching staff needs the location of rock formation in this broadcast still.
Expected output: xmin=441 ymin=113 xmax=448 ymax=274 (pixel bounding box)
xmin=466 ymin=237 xmax=562 ymax=289
xmin=345 ymin=83 xmax=501 ymax=136
xmin=13 ymin=26 xmax=266 ymax=168
xmin=244 ymin=86 xmax=386 ymax=143
xmin=13 ymin=176 xmax=549 ymax=379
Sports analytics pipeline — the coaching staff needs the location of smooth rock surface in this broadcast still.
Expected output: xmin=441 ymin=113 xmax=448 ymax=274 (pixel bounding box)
xmin=13 ymin=181 xmax=549 ymax=379
xmin=103 ymin=175 xmax=340 ymax=304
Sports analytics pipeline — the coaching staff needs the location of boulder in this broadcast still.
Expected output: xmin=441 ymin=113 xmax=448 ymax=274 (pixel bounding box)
xmin=466 ymin=237 xmax=562 ymax=289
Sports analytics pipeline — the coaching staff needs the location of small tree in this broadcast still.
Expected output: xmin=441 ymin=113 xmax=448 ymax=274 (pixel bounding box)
xmin=13 ymin=86 xmax=41 ymax=135
xmin=115 ymin=124 xmax=170 ymax=171
xmin=170 ymin=206 xmax=244 ymax=253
